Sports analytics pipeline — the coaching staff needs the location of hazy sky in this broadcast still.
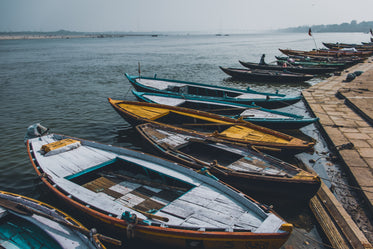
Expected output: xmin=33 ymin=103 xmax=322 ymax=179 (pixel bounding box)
xmin=1 ymin=0 xmax=373 ymax=33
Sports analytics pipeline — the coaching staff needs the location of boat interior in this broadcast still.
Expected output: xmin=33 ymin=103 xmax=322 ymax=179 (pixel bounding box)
xmin=139 ymin=124 xmax=299 ymax=177
xmin=67 ymin=156 xmax=193 ymax=215
xmin=140 ymin=94 xmax=294 ymax=119
xmin=29 ymin=134 xmax=283 ymax=232
xmin=136 ymin=78 xmax=270 ymax=99
xmin=0 ymin=207 xmax=63 ymax=248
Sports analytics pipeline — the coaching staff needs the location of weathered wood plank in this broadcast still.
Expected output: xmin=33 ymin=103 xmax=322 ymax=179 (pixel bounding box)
xmin=255 ymin=213 xmax=284 ymax=233
xmin=32 ymin=135 xmax=117 ymax=177
xmin=317 ymin=183 xmax=373 ymax=249
xmin=116 ymin=193 xmax=145 ymax=208
xmin=309 ymin=193 xmax=350 ymax=249
xmin=51 ymin=176 xmax=145 ymax=218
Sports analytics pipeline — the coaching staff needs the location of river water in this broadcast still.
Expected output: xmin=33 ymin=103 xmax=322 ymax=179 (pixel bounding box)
xmin=0 ymin=32 xmax=371 ymax=248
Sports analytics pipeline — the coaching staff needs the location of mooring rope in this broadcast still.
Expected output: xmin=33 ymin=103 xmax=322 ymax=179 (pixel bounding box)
xmin=319 ymin=175 xmax=373 ymax=194
xmin=307 ymin=155 xmax=373 ymax=194
xmin=293 ymin=228 xmax=336 ymax=249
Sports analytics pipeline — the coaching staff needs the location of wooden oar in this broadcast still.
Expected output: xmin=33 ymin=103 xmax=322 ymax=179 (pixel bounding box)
xmin=133 ymin=208 xmax=169 ymax=222
xmin=180 ymin=122 xmax=234 ymax=127
xmin=199 ymin=106 xmax=261 ymax=113
xmin=164 ymin=144 xmax=230 ymax=176
xmin=0 ymin=198 xmax=122 ymax=246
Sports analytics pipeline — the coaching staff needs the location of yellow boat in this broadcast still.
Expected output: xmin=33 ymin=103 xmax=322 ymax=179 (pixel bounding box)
xmin=108 ymin=99 xmax=314 ymax=152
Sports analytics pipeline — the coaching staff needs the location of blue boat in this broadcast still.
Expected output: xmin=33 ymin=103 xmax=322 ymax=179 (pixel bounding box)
xmin=0 ymin=190 xmax=110 ymax=249
xmin=132 ymin=90 xmax=319 ymax=129
xmin=125 ymin=73 xmax=302 ymax=109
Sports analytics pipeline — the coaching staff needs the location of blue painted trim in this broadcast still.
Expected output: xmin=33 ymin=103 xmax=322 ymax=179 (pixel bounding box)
xmin=65 ymin=158 xmax=118 ymax=180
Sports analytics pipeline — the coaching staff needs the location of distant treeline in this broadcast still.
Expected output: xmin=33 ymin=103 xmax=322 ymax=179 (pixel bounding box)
xmin=280 ymin=20 xmax=373 ymax=33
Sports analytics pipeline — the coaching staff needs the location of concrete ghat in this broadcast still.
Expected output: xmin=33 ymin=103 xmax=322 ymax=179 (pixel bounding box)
xmin=302 ymin=59 xmax=373 ymax=249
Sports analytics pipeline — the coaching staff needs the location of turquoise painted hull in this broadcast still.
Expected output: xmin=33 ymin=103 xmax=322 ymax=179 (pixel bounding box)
xmin=0 ymin=216 xmax=62 ymax=249
xmin=125 ymin=73 xmax=302 ymax=109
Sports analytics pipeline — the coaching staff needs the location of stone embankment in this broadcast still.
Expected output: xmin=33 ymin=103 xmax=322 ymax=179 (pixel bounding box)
xmin=303 ymin=58 xmax=373 ymax=249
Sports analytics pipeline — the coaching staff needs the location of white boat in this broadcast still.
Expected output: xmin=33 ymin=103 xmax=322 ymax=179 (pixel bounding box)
xmin=25 ymin=124 xmax=292 ymax=249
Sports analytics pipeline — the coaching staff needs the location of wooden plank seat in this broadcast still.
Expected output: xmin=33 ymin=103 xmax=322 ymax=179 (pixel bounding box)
xmin=81 ymin=176 xmax=176 ymax=213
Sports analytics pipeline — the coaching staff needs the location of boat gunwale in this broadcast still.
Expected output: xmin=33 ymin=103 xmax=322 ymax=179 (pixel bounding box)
xmin=125 ymin=73 xmax=287 ymax=97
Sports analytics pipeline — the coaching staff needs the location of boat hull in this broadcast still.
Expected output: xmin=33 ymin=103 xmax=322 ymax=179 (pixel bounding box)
xmin=219 ymin=67 xmax=314 ymax=83
xmin=132 ymin=90 xmax=319 ymax=129
xmin=125 ymin=73 xmax=302 ymax=109
xmin=136 ymin=123 xmax=320 ymax=201
xmin=108 ymin=99 xmax=315 ymax=152
xmin=239 ymin=60 xmax=338 ymax=74
xmin=134 ymin=227 xmax=291 ymax=249
xmin=279 ymin=48 xmax=373 ymax=58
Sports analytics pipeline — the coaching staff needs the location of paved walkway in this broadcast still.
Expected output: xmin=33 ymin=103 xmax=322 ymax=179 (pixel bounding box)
xmin=303 ymin=58 xmax=373 ymax=213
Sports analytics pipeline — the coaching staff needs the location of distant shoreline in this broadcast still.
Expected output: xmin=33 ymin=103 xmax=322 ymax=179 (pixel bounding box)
xmin=0 ymin=35 xmax=88 ymax=40
xmin=0 ymin=33 xmax=159 ymax=40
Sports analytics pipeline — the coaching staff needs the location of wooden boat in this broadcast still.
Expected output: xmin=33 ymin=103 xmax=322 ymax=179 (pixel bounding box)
xmin=279 ymin=48 xmax=373 ymax=58
xmin=219 ymin=67 xmax=314 ymax=83
xmin=108 ymin=99 xmax=315 ymax=152
xmin=132 ymin=90 xmax=319 ymax=129
xmin=0 ymin=190 xmax=109 ymax=249
xmin=362 ymin=41 xmax=373 ymax=45
xmin=322 ymin=42 xmax=373 ymax=51
xmin=136 ymin=122 xmax=321 ymax=200
xmin=238 ymin=60 xmax=338 ymax=74
xmin=26 ymin=126 xmax=293 ymax=249
xmin=125 ymin=73 xmax=302 ymax=109
xmin=274 ymin=55 xmax=362 ymax=66
xmin=275 ymin=57 xmax=347 ymax=70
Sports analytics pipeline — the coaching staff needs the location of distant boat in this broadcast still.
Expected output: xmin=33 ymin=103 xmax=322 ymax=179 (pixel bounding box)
xmin=26 ymin=126 xmax=293 ymax=249
xmin=219 ymin=67 xmax=314 ymax=83
xmin=132 ymin=90 xmax=319 ymax=129
xmin=275 ymin=54 xmax=363 ymax=65
xmin=0 ymin=190 xmax=108 ymax=249
xmin=279 ymin=48 xmax=373 ymax=58
xmin=238 ymin=60 xmax=338 ymax=74
xmin=136 ymin=122 xmax=321 ymax=200
xmin=108 ymin=99 xmax=315 ymax=152
xmin=322 ymin=42 xmax=373 ymax=51
xmin=275 ymin=56 xmax=347 ymax=70
xmin=125 ymin=73 xmax=302 ymax=109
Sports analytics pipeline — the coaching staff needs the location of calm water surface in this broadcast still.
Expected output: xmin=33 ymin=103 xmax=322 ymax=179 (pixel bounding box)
xmin=0 ymin=32 xmax=370 ymax=248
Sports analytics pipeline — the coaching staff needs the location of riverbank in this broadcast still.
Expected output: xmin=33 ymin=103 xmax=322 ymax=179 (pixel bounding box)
xmin=0 ymin=33 xmax=160 ymax=40
xmin=302 ymin=57 xmax=373 ymax=247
